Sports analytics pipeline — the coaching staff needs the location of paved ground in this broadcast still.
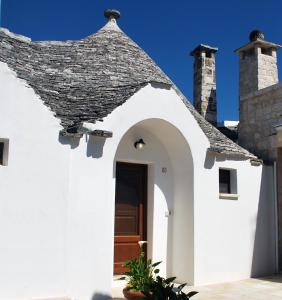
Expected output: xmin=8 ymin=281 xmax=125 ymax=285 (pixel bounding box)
xmin=112 ymin=275 xmax=282 ymax=300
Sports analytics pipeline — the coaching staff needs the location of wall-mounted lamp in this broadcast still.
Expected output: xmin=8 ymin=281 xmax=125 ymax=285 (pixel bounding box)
xmin=134 ymin=139 xmax=146 ymax=150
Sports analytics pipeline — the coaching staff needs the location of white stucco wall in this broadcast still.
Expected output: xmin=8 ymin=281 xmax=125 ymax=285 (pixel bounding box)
xmin=0 ymin=62 xmax=71 ymax=300
xmin=66 ymin=83 xmax=206 ymax=299
xmin=66 ymin=83 xmax=275 ymax=299
xmin=0 ymin=65 xmax=276 ymax=300
xmin=194 ymin=157 xmax=276 ymax=285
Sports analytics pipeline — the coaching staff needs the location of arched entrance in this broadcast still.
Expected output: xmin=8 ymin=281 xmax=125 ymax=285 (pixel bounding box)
xmin=113 ymin=118 xmax=194 ymax=283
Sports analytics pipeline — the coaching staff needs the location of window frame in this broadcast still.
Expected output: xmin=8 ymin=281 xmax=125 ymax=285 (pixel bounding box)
xmin=0 ymin=139 xmax=9 ymax=166
xmin=219 ymin=168 xmax=238 ymax=200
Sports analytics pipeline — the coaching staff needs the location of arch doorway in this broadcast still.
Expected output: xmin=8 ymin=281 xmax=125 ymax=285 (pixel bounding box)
xmin=113 ymin=118 xmax=194 ymax=283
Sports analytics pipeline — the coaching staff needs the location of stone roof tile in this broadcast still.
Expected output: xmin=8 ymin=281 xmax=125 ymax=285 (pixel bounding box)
xmin=0 ymin=18 xmax=256 ymax=159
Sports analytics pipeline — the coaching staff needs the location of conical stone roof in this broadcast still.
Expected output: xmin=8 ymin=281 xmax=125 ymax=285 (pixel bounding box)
xmin=0 ymin=16 xmax=257 ymax=159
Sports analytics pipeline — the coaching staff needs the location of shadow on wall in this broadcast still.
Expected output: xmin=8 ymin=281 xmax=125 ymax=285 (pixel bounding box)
xmin=87 ymin=135 xmax=106 ymax=158
xmin=251 ymin=164 xmax=276 ymax=277
xmin=58 ymin=133 xmax=80 ymax=149
xmin=58 ymin=133 xmax=107 ymax=158
xmin=91 ymin=293 xmax=113 ymax=300
xmin=153 ymin=158 xmax=174 ymax=277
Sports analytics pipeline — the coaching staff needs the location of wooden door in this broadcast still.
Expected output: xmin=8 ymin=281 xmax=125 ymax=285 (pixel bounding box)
xmin=114 ymin=162 xmax=147 ymax=274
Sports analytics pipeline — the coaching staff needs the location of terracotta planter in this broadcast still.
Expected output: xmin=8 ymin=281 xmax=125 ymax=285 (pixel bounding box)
xmin=123 ymin=288 xmax=145 ymax=300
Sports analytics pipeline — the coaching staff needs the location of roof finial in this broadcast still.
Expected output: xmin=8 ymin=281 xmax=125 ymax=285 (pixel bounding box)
xmin=104 ymin=9 xmax=121 ymax=21
xmin=249 ymin=30 xmax=264 ymax=42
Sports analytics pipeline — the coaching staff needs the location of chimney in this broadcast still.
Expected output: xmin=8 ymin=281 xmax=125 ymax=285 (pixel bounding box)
xmin=235 ymin=30 xmax=281 ymax=99
xmin=190 ymin=44 xmax=218 ymax=126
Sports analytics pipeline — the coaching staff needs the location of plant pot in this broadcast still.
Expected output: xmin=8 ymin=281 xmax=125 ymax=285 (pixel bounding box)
xmin=123 ymin=288 xmax=145 ymax=300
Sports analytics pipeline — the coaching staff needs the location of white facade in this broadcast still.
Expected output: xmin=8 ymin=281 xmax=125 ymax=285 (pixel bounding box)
xmin=0 ymin=61 xmax=277 ymax=300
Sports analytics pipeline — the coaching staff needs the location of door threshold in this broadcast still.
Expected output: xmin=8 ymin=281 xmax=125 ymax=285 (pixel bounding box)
xmin=112 ymin=275 xmax=126 ymax=288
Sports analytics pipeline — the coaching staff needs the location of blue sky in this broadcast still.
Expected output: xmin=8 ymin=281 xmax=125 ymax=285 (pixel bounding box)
xmin=1 ymin=0 xmax=281 ymax=121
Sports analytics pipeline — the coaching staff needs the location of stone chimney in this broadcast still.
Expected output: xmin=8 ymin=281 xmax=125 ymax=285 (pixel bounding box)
xmin=190 ymin=44 xmax=218 ymax=126
xmin=235 ymin=30 xmax=281 ymax=99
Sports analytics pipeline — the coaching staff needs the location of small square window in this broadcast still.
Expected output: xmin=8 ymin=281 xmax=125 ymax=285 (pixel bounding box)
xmin=0 ymin=139 xmax=9 ymax=166
xmin=219 ymin=168 xmax=238 ymax=199
xmin=219 ymin=169 xmax=231 ymax=193
xmin=0 ymin=142 xmax=4 ymax=165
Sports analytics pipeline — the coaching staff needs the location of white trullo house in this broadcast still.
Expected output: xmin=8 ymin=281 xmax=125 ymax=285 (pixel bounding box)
xmin=0 ymin=9 xmax=281 ymax=300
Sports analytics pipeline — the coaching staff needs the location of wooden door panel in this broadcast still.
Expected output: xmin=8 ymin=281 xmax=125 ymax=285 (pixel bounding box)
xmin=114 ymin=236 xmax=140 ymax=242
xmin=114 ymin=242 xmax=141 ymax=274
xmin=115 ymin=215 xmax=138 ymax=235
xmin=114 ymin=162 xmax=147 ymax=274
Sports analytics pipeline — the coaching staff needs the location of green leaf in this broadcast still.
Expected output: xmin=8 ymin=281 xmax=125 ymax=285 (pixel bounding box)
xmin=165 ymin=277 xmax=176 ymax=284
xmin=177 ymin=283 xmax=187 ymax=291
xmin=151 ymin=261 xmax=162 ymax=267
xmin=187 ymin=291 xmax=198 ymax=298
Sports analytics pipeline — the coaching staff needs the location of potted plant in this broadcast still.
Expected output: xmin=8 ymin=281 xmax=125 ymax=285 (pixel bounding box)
xmin=121 ymin=245 xmax=161 ymax=300
xmin=121 ymin=242 xmax=198 ymax=300
xmin=142 ymin=275 xmax=198 ymax=300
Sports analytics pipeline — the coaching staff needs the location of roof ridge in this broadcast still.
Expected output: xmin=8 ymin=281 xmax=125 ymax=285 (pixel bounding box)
xmin=0 ymin=27 xmax=31 ymax=43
